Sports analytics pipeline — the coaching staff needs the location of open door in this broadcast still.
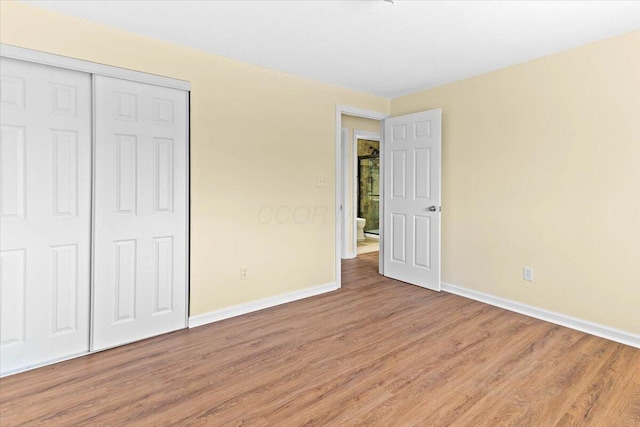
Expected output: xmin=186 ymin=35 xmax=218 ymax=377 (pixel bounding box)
xmin=383 ymin=109 xmax=441 ymax=291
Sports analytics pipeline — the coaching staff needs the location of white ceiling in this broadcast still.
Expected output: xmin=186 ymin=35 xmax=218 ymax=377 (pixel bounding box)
xmin=22 ymin=0 xmax=640 ymax=98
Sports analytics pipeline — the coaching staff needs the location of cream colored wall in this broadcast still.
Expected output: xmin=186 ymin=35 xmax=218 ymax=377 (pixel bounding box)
xmin=3 ymin=1 xmax=638 ymax=334
xmin=342 ymin=115 xmax=381 ymax=133
xmin=0 ymin=1 xmax=390 ymax=315
xmin=341 ymin=115 xmax=381 ymax=256
xmin=392 ymin=31 xmax=640 ymax=334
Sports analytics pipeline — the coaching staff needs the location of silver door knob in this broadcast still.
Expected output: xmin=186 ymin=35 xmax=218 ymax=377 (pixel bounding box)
xmin=428 ymin=206 xmax=437 ymax=212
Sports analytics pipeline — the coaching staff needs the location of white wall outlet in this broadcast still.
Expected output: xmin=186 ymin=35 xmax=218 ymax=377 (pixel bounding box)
xmin=240 ymin=266 xmax=248 ymax=280
xmin=317 ymin=175 xmax=328 ymax=187
xmin=523 ymin=267 xmax=534 ymax=281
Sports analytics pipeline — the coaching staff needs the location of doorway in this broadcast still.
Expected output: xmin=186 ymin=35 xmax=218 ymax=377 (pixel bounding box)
xmin=342 ymin=119 xmax=381 ymax=258
xmin=335 ymin=106 xmax=442 ymax=291
xmin=356 ymin=139 xmax=380 ymax=255
xmin=335 ymin=106 xmax=388 ymax=287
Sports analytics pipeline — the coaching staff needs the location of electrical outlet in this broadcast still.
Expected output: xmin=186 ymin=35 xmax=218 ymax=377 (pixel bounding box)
xmin=523 ymin=267 xmax=534 ymax=282
xmin=240 ymin=266 xmax=248 ymax=280
xmin=317 ymin=175 xmax=328 ymax=187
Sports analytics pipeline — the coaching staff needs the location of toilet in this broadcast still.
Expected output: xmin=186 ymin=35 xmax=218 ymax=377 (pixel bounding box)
xmin=356 ymin=218 xmax=366 ymax=242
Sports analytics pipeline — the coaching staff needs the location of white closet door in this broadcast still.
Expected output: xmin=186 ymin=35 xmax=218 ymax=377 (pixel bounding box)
xmin=0 ymin=58 xmax=91 ymax=374
xmin=92 ymin=76 xmax=187 ymax=351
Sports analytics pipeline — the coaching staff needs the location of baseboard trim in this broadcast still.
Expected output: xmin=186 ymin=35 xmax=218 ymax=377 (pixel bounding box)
xmin=1 ymin=350 xmax=89 ymax=378
xmin=441 ymin=282 xmax=640 ymax=349
xmin=342 ymin=251 xmax=357 ymax=260
xmin=189 ymin=282 xmax=339 ymax=328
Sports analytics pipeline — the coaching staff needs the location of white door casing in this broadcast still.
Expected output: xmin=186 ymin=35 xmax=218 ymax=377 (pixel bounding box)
xmin=383 ymin=109 xmax=441 ymax=291
xmin=341 ymin=127 xmax=349 ymax=258
xmin=92 ymin=76 xmax=188 ymax=351
xmin=0 ymin=58 xmax=92 ymax=374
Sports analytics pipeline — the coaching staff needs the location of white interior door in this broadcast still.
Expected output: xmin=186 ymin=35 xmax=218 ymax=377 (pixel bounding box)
xmin=383 ymin=109 xmax=441 ymax=291
xmin=92 ymin=76 xmax=187 ymax=351
xmin=1 ymin=58 xmax=91 ymax=374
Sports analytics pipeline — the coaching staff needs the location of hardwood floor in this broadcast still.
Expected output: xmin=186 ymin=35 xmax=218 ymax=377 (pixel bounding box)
xmin=1 ymin=252 xmax=639 ymax=426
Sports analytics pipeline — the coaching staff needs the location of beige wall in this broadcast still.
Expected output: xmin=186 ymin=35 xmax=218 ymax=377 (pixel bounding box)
xmin=3 ymin=1 xmax=638 ymax=335
xmin=342 ymin=115 xmax=381 ymax=134
xmin=341 ymin=115 xmax=381 ymax=256
xmin=0 ymin=1 xmax=390 ymax=315
xmin=392 ymin=31 xmax=640 ymax=333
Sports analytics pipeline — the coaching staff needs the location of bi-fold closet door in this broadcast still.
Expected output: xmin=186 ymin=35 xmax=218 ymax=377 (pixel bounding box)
xmin=0 ymin=57 xmax=188 ymax=375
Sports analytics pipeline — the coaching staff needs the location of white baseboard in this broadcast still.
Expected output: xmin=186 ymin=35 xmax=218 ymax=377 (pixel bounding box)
xmin=342 ymin=252 xmax=357 ymax=260
xmin=189 ymin=282 xmax=339 ymax=328
xmin=441 ymin=282 xmax=640 ymax=349
xmin=1 ymin=350 xmax=88 ymax=378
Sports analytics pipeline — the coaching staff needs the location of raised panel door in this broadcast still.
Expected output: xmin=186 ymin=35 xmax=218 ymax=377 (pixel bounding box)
xmin=383 ymin=109 xmax=441 ymax=290
xmin=92 ymin=76 xmax=187 ymax=351
xmin=0 ymin=57 xmax=91 ymax=374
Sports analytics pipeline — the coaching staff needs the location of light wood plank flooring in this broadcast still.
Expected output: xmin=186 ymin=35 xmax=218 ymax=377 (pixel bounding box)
xmin=1 ymin=252 xmax=639 ymax=426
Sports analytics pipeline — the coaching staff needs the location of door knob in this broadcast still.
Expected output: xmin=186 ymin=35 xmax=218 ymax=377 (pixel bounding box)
xmin=428 ymin=206 xmax=437 ymax=212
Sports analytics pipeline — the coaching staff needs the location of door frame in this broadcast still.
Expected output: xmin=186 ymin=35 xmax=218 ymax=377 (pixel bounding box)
xmin=335 ymin=105 xmax=389 ymax=287
xmin=340 ymin=127 xmax=350 ymax=258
